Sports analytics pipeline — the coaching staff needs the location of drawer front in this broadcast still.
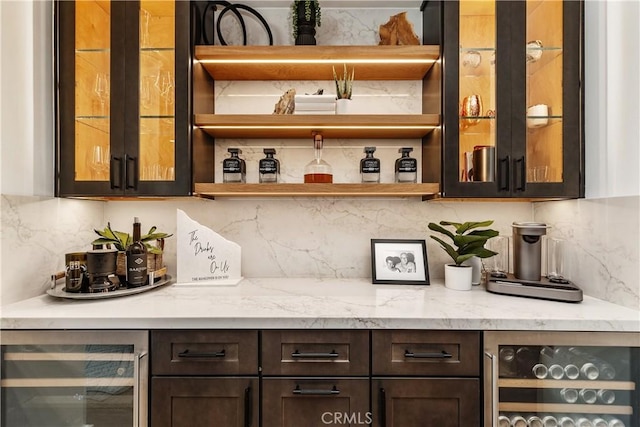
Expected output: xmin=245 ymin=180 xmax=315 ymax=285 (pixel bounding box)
xmin=372 ymin=330 xmax=480 ymax=376
xmin=262 ymin=378 xmax=370 ymax=427
xmin=151 ymin=330 xmax=258 ymax=375
xmin=262 ymin=330 xmax=369 ymax=376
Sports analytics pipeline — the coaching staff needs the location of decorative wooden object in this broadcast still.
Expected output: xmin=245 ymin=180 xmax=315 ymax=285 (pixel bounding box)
xmin=379 ymin=12 xmax=420 ymax=46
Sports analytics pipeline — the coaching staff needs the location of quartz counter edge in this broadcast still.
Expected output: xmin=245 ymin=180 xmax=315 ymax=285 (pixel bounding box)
xmin=1 ymin=278 xmax=639 ymax=332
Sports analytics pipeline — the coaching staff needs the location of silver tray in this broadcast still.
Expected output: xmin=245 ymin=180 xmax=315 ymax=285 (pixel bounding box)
xmin=47 ymin=275 xmax=173 ymax=300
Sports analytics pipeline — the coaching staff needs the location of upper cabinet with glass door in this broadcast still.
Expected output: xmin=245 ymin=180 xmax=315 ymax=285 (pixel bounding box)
xmin=441 ymin=0 xmax=583 ymax=198
xmin=56 ymin=0 xmax=191 ymax=197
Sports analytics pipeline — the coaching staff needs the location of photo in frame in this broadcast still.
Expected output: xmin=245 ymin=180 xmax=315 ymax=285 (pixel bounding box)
xmin=370 ymin=239 xmax=429 ymax=285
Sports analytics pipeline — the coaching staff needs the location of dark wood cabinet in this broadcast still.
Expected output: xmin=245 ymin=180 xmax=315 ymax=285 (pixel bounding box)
xmin=55 ymin=0 xmax=191 ymax=197
xmin=150 ymin=330 xmax=259 ymax=427
xmin=372 ymin=378 xmax=480 ymax=427
xmin=427 ymin=0 xmax=584 ymax=198
xmin=371 ymin=330 xmax=481 ymax=427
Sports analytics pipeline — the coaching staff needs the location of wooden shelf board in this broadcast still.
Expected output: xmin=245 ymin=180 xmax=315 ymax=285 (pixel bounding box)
xmin=499 ymin=378 xmax=636 ymax=390
xmin=499 ymin=402 xmax=633 ymax=415
xmin=194 ymin=183 xmax=440 ymax=198
xmin=194 ymin=45 xmax=440 ymax=80
xmin=194 ymin=114 xmax=440 ymax=139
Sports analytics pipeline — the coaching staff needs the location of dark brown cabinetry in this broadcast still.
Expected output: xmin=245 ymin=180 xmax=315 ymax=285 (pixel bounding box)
xmin=371 ymin=330 xmax=481 ymax=427
xmin=55 ymin=0 xmax=191 ymax=197
xmin=261 ymin=330 xmax=371 ymax=426
xmin=427 ymin=0 xmax=584 ymax=198
xmin=150 ymin=330 xmax=259 ymax=427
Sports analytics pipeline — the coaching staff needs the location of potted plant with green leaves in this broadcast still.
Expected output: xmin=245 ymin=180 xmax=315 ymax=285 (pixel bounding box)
xmin=291 ymin=0 xmax=321 ymax=45
xmin=333 ymin=63 xmax=354 ymax=114
xmin=428 ymin=220 xmax=499 ymax=291
xmin=93 ymin=223 xmax=172 ymax=277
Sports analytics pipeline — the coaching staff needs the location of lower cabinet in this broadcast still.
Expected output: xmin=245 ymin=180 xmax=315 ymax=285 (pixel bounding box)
xmin=151 ymin=377 xmax=258 ymax=427
xmin=371 ymin=378 xmax=480 ymax=427
xmin=149 ymin=329 xmax=481 ymax=426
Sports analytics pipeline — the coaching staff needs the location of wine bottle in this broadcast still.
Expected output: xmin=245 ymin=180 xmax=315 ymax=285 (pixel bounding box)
xmin=526 ymin=414 xmax=544 ymax=427
xmin=579 ymin=388 xmax=597 ymax=404
xmin=125 ymin=217 xmax=148 ymax=288
xmin=567 ymin=347 xmax=616 ymax=380
xmin=510 ymin=414 xmax=528 ymax=427
xmin=597 ymin=389 xmax=616 ymax=404
xmin=540 ymin=346 xmax=579 ymax=379
xmin=499 ymin=346 xmax=517 ymax=378
xmin=542 ymin=415 xmax=559 ymax=427
xmin=497 ymin=415 xmax=510 ymax=427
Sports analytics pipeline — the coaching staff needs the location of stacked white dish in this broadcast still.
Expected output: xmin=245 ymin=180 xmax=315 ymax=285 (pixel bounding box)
xmin=294 ymin=94 xmax=336 ymax=115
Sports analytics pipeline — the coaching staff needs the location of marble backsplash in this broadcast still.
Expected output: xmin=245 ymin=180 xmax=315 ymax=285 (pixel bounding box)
xmin=2 ymin=195 xmax=639 ymax=311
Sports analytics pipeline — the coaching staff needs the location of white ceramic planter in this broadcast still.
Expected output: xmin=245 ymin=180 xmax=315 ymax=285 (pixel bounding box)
xmin=335 ymin=98 xmax=351 ymax=114
xmin=444 ymin=264 xmax=473 ymax=291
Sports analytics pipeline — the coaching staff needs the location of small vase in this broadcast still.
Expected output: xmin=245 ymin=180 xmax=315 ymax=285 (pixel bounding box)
xmin=294 ymin=1 xmax=317 ymax=45
xmin=335 ymin=98 xmax=351 ymax=114
xmin=444 ymin=264 xmax=473 ymax=291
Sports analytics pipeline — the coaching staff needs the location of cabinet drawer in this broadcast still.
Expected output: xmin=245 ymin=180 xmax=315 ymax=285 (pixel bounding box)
xmin=151 ymin=330 xmax=258 ymax=375
xmin=372 ymin=330 xmax=480 ymax=376
xmin=262 ymin=378 xmax=370 ymax=426
xmin=262 ymin=330 xmax=369 ymax=376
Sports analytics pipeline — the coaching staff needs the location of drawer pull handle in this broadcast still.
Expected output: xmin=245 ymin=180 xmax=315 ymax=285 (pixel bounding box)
xmin=404 ymin=349 xmax=452 ymax=359
xmin=177 ymin=349 xmax=226 ymax=358
xmin=293 ymin=385 xmax=340 ymax=395
xmin=291 ymin=349 xmax=339 ymax=358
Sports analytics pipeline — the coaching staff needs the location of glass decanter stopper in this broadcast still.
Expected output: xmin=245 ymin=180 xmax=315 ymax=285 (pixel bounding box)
xmin=304 ymin=133 xmax=333 ymax=183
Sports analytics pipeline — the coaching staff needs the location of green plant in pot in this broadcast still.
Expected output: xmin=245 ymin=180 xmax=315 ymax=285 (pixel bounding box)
xmin=333 ymin=63 xmax=354 ymax=114
xmin=92 ymin=223 xmax=173 ymax=275
xmin=428 ymin=220 xmax=499 ymax=291
xmin=291 ymin=0 xmax=321 ymax=45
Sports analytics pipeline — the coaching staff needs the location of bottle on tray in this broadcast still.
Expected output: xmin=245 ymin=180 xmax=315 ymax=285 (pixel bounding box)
xmin=126 ymin=217 xmax=148 ymax=288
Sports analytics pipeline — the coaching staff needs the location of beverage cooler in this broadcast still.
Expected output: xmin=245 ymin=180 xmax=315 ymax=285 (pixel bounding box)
xmin=1 ymin=330 xmax=148 ymax=427
xmin=484 ymin=332 xmax=640 ymax=427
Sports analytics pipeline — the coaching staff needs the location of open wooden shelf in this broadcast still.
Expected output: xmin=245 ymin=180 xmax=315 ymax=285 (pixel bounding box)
xmin=194 ymin=183 xmax=440 ymax=199
xmin=499 ymin=378 xmax=636 ymax=390
xmin=194 ymin=45 xmax=440 ymax=81
xmin=195 ymin=114 xmax=440 ymax=139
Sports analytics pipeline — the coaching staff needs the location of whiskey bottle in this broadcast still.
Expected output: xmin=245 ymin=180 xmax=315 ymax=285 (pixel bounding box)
xmin=125 ymin=217 xmax=148 ymax=288
xmin=223 ymin=148 xmax=246 ymax=183
xmin=259 ymin=148 xmax=280 ymax=183
xmin=304 ymin=133 xmax=333 ymax=183
xmin=395 ymin=147 xmax=417 ymax=183
xmin=360 ymin=146 xmax=380 ymax=183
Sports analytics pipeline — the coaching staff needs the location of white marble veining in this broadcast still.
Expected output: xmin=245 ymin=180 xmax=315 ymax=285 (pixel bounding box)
xmin=534 ymin=196 xmax=640 ymax=310
xmin=1 ymin=278 xmax=638 ymax=331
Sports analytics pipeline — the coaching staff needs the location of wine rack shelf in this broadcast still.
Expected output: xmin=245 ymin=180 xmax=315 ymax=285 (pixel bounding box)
xmin=499 ymin=402 xmax=633 ymax=416
xmin=499 ymin=379 xmax=636 ymax=390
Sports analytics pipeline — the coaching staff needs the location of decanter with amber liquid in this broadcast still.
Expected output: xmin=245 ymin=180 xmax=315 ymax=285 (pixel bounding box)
xmin=304 ymin=133 xmax=333 ymax=183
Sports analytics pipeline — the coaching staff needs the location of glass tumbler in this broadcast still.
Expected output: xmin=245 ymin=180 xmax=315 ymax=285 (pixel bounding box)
xmin=487 ymin=235 xmax=509 ymax=278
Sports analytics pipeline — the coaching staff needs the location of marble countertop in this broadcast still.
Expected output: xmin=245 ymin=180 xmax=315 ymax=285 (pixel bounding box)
xmin=1 ymin=278 xmax=639 ymax=331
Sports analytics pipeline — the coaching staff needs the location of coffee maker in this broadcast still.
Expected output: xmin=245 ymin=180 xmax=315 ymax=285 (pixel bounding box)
xmin=486 ymin=222 xmax=583 ymax=302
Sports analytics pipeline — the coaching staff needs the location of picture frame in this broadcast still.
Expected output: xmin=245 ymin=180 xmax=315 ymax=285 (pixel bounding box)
xmin=370 ymin=239 xmax=429 ymax=285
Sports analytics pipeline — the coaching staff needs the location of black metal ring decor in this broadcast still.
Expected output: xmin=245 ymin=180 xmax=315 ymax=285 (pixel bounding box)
xmin=197 ymin=1 xmax=273 ymax=46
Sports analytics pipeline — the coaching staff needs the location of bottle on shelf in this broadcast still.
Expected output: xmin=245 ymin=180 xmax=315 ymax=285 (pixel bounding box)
xmin=596 ymin=389 xmax=616 ymax=404
xmin=259 ymin=148 xmax=280 ymax=183
xmin=509 ymin=414 xmax=528 ymax=427
xmin=532 ymin=363 xmax=549 ymax=379
xmin=542 ymin=415 xmax=559 ymax=427
xmin=559 ymin=387 xmax=579 ymax=403
xmin=499 ymin=346 xmax=517 ymax=378
xmin=579 ymin=388 xmax=597 ymax=404
xmin=497 ymin=415 xmax=510 ymax=427
xmin=515 ymin=346 xmax=539 ymax=378
xmin=552 ymin=347 xmax=599 ymax=380
xmin=304 ymin=133 xmax=333 ymax=183
xmin=591 ymin=419 xmax=609 ymax=427
xmin=360 ymin=146 xmax=380 ymax=183
xmin=540 ymin=346 xmax=579 ymax=379
xmin=603 ymin=417 xmax=626 ymax=427
xmin=223 ymin=148 xmax=246 ymax=183
xmin=557 ymin=415 xmax=577 ymax=427
xmin=526 ymin=414 xmax=544 ymax=427
xmin=125 ymin=217 xmax=148 ymax=288
xmin=567 ymin=347 xmax=616 ymax=380
xmin=394 ymin=147 xmax=417 ymax=183
xmin=574 ymin=417 xmax=594 ymax=427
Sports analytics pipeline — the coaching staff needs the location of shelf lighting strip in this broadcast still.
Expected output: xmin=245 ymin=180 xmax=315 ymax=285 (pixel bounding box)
xmin=199 ymin=125 xmax=439 ymax=130
xmin=197 ymin=59 xmax=437 ymax=65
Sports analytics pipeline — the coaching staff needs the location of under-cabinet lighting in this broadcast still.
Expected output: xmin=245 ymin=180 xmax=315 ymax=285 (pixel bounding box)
xmin=197 ymin=59 xmax=436 ymax=65
xmin=200 ymin=125 xmax=439 ymax=130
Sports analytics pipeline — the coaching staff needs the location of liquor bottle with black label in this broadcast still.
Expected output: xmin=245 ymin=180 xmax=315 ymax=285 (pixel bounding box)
xmin=223 ymin=148 xmax=246 ymax=183
xmin=360 ymin=146 xmax=380 ymax=183
xmin=395 ymin=147 xmax=417 ymax=183
xmin=259 ymin=148 xmax=280 ymax=183
xmin=126 ymin=217 xmax=148 ymax=288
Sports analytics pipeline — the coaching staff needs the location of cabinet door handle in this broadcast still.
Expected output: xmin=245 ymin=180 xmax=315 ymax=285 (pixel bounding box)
xmin=404 ymin=349 xmax=452 ymax=359
xmin=291 ymin=349 xmax=339 ymax=358
xmin=177 ymin=349 xmax=226 ymax=358
xmin=110 ymin=156 xmax=122 ymax=189
xmin=514 ymin=156 xmax=526 ymax=191
xmin=484 ymin=351 xmax=498 ymax=427
xmin=292 ymin=384 xmax=340 ymax=395
xmin=125 ymin=155 xmax=138 ymax=190
xmin=244 ymin=386 xmax=252 ymax=427
xmin=498 ymin=156 xmax=510 ymax=191
xmin=379 ymin=388 xmax=387 ymax=427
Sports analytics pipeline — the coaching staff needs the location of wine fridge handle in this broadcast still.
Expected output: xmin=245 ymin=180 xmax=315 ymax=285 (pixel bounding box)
xmin=484 ymin=351 xmax=498 ymax=427
xmin=379 ymin=388 xmax=387 ymax=427
xmin=244 ymin=386 xmax=252 ymax=427
xmin=134 ymin=350 xmax=148 ymax=427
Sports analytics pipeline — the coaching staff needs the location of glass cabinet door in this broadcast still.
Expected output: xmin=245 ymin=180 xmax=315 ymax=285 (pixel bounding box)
xmin=1 ymin=331 xmax=148 ymax=427
xmin=458 ymin=0 xmax=497 ymax=186
xmin=56 ymin=0 xmax=190 ymax=197
xmin=484 ymin=332 xmax=640 ymax=427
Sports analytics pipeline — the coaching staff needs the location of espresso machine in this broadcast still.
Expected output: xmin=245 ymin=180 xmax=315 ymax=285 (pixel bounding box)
xmin=486 ymin=222 xmax=583 ymax=302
